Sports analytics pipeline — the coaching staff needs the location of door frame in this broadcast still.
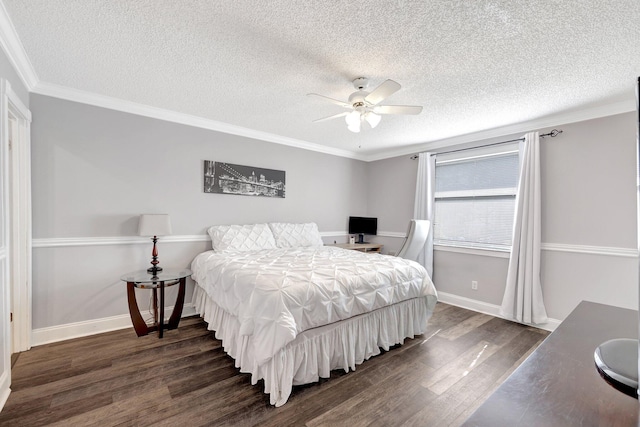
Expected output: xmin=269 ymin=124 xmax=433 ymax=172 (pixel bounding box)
xmin=3 ymin=80 xmax=32 ymax=353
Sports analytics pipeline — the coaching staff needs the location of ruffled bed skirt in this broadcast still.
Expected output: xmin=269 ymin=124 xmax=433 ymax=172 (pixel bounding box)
xmin=193 ymin=286 xmax=437 ymax=406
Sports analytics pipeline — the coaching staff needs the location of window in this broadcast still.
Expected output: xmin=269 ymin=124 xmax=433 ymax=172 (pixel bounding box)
xmin=433 ymin=144 xmax=519 ymax=251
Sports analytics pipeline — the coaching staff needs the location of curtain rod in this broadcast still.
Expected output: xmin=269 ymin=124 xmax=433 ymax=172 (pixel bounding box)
xmin=410 ymin=129 xmax=563 ymax=160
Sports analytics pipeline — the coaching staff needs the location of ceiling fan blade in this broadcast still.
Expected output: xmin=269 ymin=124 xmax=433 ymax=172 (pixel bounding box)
xmin=307 ymin=93 xmax=350 ymax=108
xmin=364 ymin=79 xmax=401 ymax=105
xmin=374 ymin=105 xmax=423 ymax=115
xmin=313 ymin=111 xmax=350 ymax=122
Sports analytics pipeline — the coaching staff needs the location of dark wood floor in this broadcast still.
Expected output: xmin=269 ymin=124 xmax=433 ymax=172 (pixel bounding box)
xmin=0 ymin=303 xmax=548 ymax=427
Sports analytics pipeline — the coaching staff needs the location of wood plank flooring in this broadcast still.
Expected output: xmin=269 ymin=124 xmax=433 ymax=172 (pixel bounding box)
xmin=0 ymin=303 xmax=549 ymax=426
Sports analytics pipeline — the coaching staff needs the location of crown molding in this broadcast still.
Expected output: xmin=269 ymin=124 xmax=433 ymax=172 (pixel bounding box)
xmin=31 ymin=81 xmax=366 ymax=161
xmin=0 ymin=1 xmax=38 ymax=90
xmin=363 ymin=99 xmax=636 ymax=162
xmin=26 ymin=79 xmax=640 ymax=163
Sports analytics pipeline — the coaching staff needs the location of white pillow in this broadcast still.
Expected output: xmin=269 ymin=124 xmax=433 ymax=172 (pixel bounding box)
xmin=207 ymin=223 xmax=277 ymax=252
xmin=269 ymin=223 xmax=324 ymax=248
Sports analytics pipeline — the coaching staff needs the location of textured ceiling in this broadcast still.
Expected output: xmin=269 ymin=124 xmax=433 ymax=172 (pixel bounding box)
xmin=3 ymin=0 xmax=640 ymax=159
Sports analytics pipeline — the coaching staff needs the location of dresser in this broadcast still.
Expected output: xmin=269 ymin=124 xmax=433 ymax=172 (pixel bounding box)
xmin=463 ymin=301 xmax=639 ymax=426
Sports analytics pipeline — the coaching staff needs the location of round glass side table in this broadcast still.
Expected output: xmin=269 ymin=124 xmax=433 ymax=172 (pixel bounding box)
xmin=120 ymin=268 xmax=192 ymax=338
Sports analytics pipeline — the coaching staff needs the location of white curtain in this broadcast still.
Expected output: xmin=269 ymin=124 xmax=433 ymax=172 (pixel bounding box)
xmin=500 ymin=132 xmax=548 ymax=324
xmin=414 ymin=152 xmax=436 ymax=277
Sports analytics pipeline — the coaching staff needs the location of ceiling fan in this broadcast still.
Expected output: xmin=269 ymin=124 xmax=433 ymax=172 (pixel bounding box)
xmin=308 ymin=77 xmax=423 ymax=133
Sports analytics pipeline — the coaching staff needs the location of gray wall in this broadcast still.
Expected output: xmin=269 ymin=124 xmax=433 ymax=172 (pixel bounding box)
xmin=367 ymin=154 xmax=417 ymax=235
xmin=542 ymin=114 xmax=637 ymax=248
xmin=30 ymin=94 xmax=368 ymax=329
xmin=22 ymin=91 xmax=640 ymax=330
xmin=368 ymin=112 xmax=639 ymax=321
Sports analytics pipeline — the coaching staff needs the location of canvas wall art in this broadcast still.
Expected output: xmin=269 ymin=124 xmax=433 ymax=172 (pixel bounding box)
xmin=204 ymin=161 xmax=286 ymax=198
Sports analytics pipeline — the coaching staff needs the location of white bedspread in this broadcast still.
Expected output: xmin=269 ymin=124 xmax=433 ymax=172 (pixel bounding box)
xmin=191 ymin=246 xmax=437 ymax=365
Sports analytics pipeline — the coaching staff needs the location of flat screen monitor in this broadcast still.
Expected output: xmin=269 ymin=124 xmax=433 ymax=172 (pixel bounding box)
xmin=348 ymin=216 xmax=377 ymax=243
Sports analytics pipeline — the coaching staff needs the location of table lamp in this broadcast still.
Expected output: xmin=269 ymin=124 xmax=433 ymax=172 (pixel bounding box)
xmin=138 ymin=214 xmax=172 ymax=273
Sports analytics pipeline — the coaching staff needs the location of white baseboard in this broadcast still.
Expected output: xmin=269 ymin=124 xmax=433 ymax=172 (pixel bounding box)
xmin=0 ymin=388 xmax=8 ymax=415
xmin=31 ymin=303 xmax=198 ymax=347
xmin=437 ymin=291 xmax=561 ymax=332
xmin=27 ymin=292 xmax=561 ymax=346
xmin=0 ymin=369 xmax=10 ymax=413
xmin=0 ymin=372 xmax=11 ymax=412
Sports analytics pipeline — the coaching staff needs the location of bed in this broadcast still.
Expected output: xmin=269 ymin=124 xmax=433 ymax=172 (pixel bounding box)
xmin=191 ymin=222 xmax=438 ymax=406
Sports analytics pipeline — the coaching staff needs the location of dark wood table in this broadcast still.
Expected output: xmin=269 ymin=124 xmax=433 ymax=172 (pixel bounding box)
xmin=463 ymin=301 xmax=639 ymax=426
xmin=121 ymin=269 xmax=191 ymax=338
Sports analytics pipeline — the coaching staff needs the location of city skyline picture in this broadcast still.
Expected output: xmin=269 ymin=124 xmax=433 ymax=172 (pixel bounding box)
xmin=204 ymin=161 xmax=286 ymax=198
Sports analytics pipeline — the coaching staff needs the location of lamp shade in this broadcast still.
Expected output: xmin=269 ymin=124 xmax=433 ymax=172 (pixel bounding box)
xmin=138 ymin=214 xmax=172 ymax=237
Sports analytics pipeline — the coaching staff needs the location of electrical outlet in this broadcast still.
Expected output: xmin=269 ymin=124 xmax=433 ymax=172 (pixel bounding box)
xmin=471 ymin=280 xmax=478 ymax=290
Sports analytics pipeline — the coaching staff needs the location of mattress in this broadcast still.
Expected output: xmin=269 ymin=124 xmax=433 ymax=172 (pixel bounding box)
xmin=191 ymin=246 xmax=438 ymax=405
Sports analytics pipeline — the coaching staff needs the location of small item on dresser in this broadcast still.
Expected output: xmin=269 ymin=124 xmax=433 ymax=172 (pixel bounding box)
xmin=349 ymin=236 xmax=355 ymax=244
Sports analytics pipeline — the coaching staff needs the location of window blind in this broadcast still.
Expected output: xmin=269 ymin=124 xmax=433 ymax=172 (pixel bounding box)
xmin=434 ymin=148 xmax=519 ymax=251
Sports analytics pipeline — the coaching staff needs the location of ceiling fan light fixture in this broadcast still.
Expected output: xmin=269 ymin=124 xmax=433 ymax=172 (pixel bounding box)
xmin=311 ymin=77 xmax=422 ymax=133
xmin=346 ymin=111 xmax=361 ymax=133
xmin=365 ymin=112 xmax=381 ymax=129
xmin=347 ymin=121 xmax=361 ymax=133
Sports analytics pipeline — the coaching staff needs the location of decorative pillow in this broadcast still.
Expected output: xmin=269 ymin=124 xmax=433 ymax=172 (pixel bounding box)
xmin=268 ymin=222 xmax=324 ymax=248
xmin=207 ymin=223 xmax=277 ymax=252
